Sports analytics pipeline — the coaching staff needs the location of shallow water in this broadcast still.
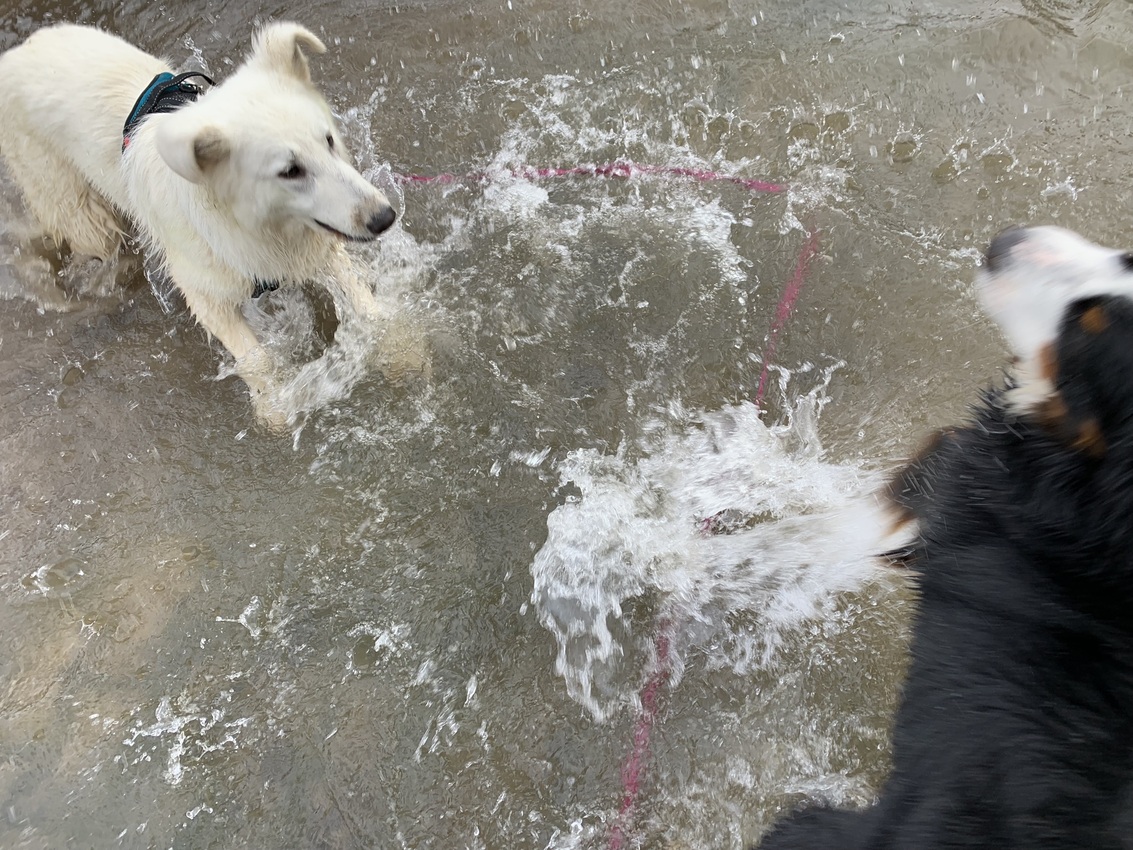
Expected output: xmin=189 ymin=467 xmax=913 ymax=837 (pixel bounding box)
xmin=1 ymin=1 xmax=1130 ymax=847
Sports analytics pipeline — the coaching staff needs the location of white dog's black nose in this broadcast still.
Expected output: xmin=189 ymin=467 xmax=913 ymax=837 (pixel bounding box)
xmin=985 ymin=226 xmax=1027 ymax=273
xmin=367 ymin=207 xmax=397 ymax=236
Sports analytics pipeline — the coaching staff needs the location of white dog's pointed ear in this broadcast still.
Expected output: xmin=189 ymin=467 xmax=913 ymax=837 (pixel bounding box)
xmin=156 ymin=118 xmax=231 ymax=184
xmin=252 ymin=22 xmax=326 ymax=83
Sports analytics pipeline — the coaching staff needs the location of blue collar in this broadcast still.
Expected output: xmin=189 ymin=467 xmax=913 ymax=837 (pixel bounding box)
xmin=122 ymin=71 xmax=215 ymax=151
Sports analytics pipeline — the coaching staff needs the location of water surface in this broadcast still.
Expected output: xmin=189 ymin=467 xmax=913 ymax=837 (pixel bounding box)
xmin=2 ymin=1 xmax=1130 ymax=847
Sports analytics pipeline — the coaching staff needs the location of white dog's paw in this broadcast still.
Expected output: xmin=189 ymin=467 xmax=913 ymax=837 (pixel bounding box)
xmin=229 ymin=348 xmax=296 ymax=433
xmin=250 ymin=388 xmax=295 ymax=434
xmin=373 ymin=337 xmax=433 ymax=385
xmin=365 ymin=311 xmax=434 ymax=385
xmin=0 ymin=250 xmax=76 ymax=311
xmin=62 ymin=253 xmax=135 ymax=298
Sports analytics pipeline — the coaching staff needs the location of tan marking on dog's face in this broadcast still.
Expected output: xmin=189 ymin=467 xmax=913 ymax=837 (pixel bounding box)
xmin=880 ymin=428 xmax=957 ymax=555
xmin=1036 ymin=392 xmax=1070 ymax=428
xmin=1072 ymin=419 xmax=1107 ymax=458
xmin=1038 ymin=341 xmax=1059 ymax=383
xmin=876 ymin=503 xmax=919 ymax=571
xmin=1079 ymin=304 xmax=1109 ymax=335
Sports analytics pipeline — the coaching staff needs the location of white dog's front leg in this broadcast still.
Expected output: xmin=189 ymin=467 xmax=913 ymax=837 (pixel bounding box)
xmin=324 ymin=248 xmax=382 ymax=325
xmin=177 ymin=287 xmax=276 ymax=397
xmin=323 ymin=248 xmax=432 ymax=383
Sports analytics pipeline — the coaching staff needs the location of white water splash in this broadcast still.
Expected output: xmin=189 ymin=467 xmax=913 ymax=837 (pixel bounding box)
xmin=532 ymin=375 xmax=898 ymax=720
xmin=212 ymin=240 xmax=434 ymax=429
xmin=121 ymin=697 xmax=244 ymax=788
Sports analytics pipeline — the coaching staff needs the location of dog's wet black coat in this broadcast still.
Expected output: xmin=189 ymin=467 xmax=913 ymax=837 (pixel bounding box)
xmin=758 ymin=295 xmax=1133 ymax=849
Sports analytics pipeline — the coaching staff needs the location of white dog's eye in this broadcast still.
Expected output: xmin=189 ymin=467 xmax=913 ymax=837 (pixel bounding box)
xmin=326 ymin=134 xmax=335 ymax=149
xmin=1121 ymin=252 xmax=1133 ymax=272
xmin=279 ymin=162 xmax=306 ymax=180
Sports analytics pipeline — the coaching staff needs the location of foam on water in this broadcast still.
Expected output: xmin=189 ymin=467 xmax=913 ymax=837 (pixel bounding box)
xmin=121 ymin=694 xmax=253 ymax=789
xmin=286 ymin=70 xmax=797 ymax=443
xmin=532 ymin=368 xmax=898 ymax=721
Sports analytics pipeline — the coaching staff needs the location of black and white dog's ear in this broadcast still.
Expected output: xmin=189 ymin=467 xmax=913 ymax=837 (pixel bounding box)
xmin=156 ymin=115 xmax=230 ymax=184
xmin=251 ymin=22 xmax=326 ymax=84
xmin=1037 ymin=295 xmax=1133 ymax=458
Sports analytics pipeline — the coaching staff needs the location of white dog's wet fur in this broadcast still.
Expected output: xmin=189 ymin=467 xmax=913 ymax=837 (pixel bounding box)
xmin=0 ymin=22 xmax=416 ymax=425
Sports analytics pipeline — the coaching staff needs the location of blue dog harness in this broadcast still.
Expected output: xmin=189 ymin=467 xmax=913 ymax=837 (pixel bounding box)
xmin=122 ymin=71 xmax=214 ymax=151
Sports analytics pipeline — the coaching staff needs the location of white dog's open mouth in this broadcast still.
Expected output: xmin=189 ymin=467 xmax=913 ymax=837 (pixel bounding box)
xmin=314 ymin=219 xmax=375 ymax=242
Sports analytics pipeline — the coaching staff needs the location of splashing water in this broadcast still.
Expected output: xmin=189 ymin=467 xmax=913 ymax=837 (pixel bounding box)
xmin=532 ymin=369 xmax=898 ymax=721
xmin=213 ymin=239 xmax=435 ymax=429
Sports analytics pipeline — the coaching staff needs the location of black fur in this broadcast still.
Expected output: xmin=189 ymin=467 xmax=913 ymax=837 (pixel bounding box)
xmin=757 ymin=295 xmax=1133 ymax=849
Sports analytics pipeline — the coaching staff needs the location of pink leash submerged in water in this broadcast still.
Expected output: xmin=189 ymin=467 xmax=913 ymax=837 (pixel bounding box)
xmin=755 ymin=228 xmax=822 ymax=413
xmin=608 ymin=227 xmax=821 ymax=850
xmin=400 ymin=162 xmax=813 ymax=847
xmin=394 ymin=161 xmax=785 ymax=195
xmin=606 ymin=617 xmax=675 ymax=850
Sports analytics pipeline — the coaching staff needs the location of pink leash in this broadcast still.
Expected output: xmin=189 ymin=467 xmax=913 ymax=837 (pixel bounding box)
xmin=607 ymin=227 xmax=821 ymax=849
xmin=399 ymin=163 xmax=811 ymax=846
xmin=606 ymin=617 xmax=676 ymax=850
xmin=754 ymin=227 xmax=822 ymax=412
xmin=394 ymin=161 xmax=785 ymax=195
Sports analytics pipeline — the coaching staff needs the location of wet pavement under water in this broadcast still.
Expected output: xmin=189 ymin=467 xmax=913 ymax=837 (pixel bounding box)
xmin=2 ymin=0 xmax=1132 ymax=847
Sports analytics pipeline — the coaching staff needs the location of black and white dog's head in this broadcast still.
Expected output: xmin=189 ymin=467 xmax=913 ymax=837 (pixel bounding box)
xmin=979 ymin=225 xmax=1133 ymax=458
xmin=885 ymin=226 xmax=1133 ymax=554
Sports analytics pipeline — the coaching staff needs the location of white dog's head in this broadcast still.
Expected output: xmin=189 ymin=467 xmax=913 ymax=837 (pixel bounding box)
xmin=154 ymin=22 xmax=395 ymax=243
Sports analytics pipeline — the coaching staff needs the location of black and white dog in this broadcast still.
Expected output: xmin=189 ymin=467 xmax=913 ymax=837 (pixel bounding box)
xmin=759 ymin=226 xmax=1133 ymax=849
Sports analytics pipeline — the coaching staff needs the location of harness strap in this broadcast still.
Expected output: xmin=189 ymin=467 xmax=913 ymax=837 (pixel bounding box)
xmin=122 ymin=71 xmax=215 ymax=151
xmin=251 ymin=279 xmax=281 ymax=299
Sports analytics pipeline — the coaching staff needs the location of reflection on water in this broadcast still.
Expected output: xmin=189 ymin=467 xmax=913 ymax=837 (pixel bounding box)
xmin=1 ymin=0 xmax=1130 ymax=847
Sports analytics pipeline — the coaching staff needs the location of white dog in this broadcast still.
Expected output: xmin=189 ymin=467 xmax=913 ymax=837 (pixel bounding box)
xmin=0 ymin=22 xmax=397 ymax=421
